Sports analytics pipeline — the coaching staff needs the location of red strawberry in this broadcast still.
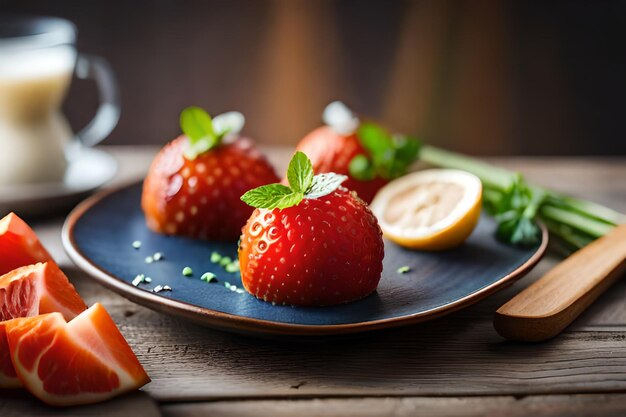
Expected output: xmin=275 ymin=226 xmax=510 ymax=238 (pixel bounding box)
xmin=239 ymin=152 xmax=384 ymax=306
xmin=295 ymin=126 xmax=387 ymax=203
xmin=142 ymin=108 xmax=279 ymax=240
xmin=294 ymin=101 xmax=420 ymax=204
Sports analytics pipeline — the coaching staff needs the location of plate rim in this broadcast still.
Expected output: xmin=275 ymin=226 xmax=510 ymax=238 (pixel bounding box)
xmin=62 ymin=181 xmax=548 ymax=336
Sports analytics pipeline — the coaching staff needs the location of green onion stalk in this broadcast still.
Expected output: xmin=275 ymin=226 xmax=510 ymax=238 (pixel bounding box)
xmin=418 ymin=146 xmax=625 ymax=254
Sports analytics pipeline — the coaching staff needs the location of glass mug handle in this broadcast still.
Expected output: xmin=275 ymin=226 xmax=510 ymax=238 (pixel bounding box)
xmin=73 ymin=54 xmax=120 ymax=149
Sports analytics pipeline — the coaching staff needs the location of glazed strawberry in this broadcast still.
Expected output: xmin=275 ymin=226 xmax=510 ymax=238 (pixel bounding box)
xmin=239 ymin=152 xmax=384 ymax=306
xmin=294 ymin=101 xmax=420 ymax=203
xmin=142 ymin=107 xmax=279 ymax=240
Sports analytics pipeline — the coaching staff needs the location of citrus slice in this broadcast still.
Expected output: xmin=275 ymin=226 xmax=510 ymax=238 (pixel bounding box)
xmin=5 ymin=303 xmax=150 ymax=406
xmin=370 ymin=169 xmax=482 ymax=250
xmin=0 ymin=212 xmax=52 ymax=276
xmin=0 ymin=262 xmax=86 ymax=388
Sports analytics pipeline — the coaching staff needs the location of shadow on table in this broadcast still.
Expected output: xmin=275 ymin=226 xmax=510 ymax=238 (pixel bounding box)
xmin=0 ymin=390 xmax=159 ymax=417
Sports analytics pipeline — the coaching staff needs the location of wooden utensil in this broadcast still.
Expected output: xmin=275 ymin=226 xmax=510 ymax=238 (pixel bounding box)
xmin=494 ymin=224 xmax=626 ymax=342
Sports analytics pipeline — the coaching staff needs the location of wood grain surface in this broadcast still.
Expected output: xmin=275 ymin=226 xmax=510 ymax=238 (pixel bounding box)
xmin=15 ymin=147 xmax=626 ymax=416
xmin=495 ymin=224 xmax=626 ymax=341
xmin=161 ymin=394 xmax=626 ymax=417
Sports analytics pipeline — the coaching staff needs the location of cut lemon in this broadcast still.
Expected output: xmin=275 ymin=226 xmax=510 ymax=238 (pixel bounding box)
xmin=370 ymin=169 xmax=482 ymax=250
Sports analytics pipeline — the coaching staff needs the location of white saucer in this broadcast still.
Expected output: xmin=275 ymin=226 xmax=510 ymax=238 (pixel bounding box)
xmin=0 ymin=147 xmax=117 ymax=217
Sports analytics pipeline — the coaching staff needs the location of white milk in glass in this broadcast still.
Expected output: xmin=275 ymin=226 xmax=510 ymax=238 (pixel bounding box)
xmin=0 ymin=45 xmax=76 ymax=185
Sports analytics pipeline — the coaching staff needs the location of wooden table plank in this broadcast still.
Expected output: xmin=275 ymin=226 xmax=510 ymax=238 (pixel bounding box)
xmin=0 ymin=392 xmax=160 ymax=417
xmin=161 ymin=394 xmax=626 ymax=417
xmin=25 ymin=147 xmax=626 ymax=404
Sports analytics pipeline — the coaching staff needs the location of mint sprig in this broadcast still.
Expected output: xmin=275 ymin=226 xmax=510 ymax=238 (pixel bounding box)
xmin=349 ymin=121 xmax=421 ymax=181
xmin=241 ymin=151 xmax=347 ymax=209
xmin=180 ymin=107 xmax=245 ymax=160
xmin=286 ymin=151 xmax=314 ymax=193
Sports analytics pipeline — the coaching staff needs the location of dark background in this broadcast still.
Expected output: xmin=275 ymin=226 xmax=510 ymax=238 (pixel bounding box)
xmin=2 ymin=0 xmax=625 ymax=155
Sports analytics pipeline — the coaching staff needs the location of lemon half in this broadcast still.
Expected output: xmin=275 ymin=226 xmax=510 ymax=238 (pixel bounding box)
xmin=370 ymin=169 xmax=482 ymax=250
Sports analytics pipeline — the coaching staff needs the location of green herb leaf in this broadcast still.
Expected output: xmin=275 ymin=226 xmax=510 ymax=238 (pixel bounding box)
xmin=492 ymin=176 xmax=544 ymax=246
xmin=180 ymin=106 xmax=219 ymax=159
xmin=305 ymin=173 xmax=348 ymax=199
xmin=180 ymin=106 xmax=215 ymax=143
xmin=355 ymin=122 xmax=421 ymax=181
xmin=212 ymin=111 xmax=245 ymax=137
xmin=358 ymin=122 xmax=393 ymax=157
xmin=349 ymin=154 xmax=376 ymax=181
xmin=397 ymin=266 xmax=411 ymax=274
xmin=287 ymin=151 xmax=314 ymax=193
xmin=241 ymin=184 xmax=304 ymax=209
xmin=242 ymin=152 xmax=347 ymax=209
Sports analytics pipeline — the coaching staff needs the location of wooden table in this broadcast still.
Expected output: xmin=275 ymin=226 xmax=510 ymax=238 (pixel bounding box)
xmin=3 ymin=147 xmax=625 ymax=417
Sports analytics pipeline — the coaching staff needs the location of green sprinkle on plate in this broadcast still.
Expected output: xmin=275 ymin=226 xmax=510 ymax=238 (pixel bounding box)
xmin=132 ymin=240 xmax=142 ymax=249
xmin=210 ymin=252 xmax=222 ymax=263
xmin=201 ymin=272 xmax=217 ymax=282
xmin=397 ymin=266 xmax=411 ymax=274
xmin=225 ymin=262 xmax=240 ymax=273
xmin=182 ymin=266 xmax=193 ymax=277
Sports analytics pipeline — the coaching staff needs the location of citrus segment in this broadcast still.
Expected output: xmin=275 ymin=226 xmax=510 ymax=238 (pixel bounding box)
xmin=0 ymin=262 xmax=86 ymax=388
xmin=5 ymin=303 xmax=150 ymax=406
xmin=0 ymin=213 xmax=52 ymax=276
xmin=370 ymin=169 xmax=482 ymax=250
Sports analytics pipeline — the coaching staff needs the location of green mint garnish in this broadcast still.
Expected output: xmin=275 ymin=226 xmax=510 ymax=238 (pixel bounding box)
xmin=397 ymin=266 xmax=411 ymax=274
xmin=132 ymin=240 xmax=142 ymax=249
xmin=225 ymin=262 xmax=240 ymax=273
xmin=153 ymin=285 xmax=172 ymax=293
xmin=182 ymin=266 xmax=193 ymax=277
xmin=210 ymin=252 xmax=222 ymax=263
xmin=180 ymin=107 xmax=245 ymax=160
xmin=132 ymin=274 xmax=145 ymax=286
xmin=304 ymin=173 xmax=350 ymax=200
xmin=241 ymin=151 xmax=347 ymax=209
xmin=201 ymin=272 xmax=218 ymax=282
xmin=286 ymin=151 xmax=314 ymax=193
xmin=349 ymin=121 xmax=421 ymax=181
xmin=219 ymin=256 xmax=232 ymax=267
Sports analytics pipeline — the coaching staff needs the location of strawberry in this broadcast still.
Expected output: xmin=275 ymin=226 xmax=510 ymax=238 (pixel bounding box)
xmin=239 ymin=152 xmax=384 ymax=306
xmin=294 ymin=101 xmax=420 ymax=203
xmin=142 ymin=107 xmax=279 ymax=240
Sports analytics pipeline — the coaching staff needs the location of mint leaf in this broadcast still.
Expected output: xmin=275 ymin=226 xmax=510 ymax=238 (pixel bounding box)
xmin=241 ymin=152 xmax=346 ymax=209
xmin=349 ymin=154 xmax=376 ymax=180
xmin=358 ymin=122 xmax=393 ymax=157
xmin=180 ymin=106 xmax=229 ymax=160
xmin=388 ymin=134 xmax=421 ymax=178
xmin=287 ymin=151 xmax=314 ymax=193
xmin=241 ymin=184 xmax=304 ymax=209
xmin=356 ymin=122 xmax=420 ymax=180
xmin=213 ymin=111 xmax=245 ymax=137
xmin=180 ymin=107 xmax=216 ymax=143
xmin=305 ymin=173 xmax=347 ymax=199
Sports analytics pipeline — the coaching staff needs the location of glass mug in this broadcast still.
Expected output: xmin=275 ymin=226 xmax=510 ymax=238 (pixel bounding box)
xmin=0 ymin=15 xmax=119 ymax=186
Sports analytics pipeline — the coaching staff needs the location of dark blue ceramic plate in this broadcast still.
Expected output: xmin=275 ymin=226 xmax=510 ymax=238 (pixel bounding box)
xmin=63 ymin=182 xmax=547 ymax=336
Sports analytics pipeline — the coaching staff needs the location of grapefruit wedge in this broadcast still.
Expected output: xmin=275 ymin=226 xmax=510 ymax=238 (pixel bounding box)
xmin=5 ymin=303 xmax=150 ymax=406
xmin=0 ymin=213 xmax=53 ymax=276
xmin=0 ymin=262 xmax=86 ymax=388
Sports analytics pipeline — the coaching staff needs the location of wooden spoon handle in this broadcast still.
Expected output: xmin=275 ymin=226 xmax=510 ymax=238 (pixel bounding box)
xmin=494 ymin=224 xmax=626 ymax=342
